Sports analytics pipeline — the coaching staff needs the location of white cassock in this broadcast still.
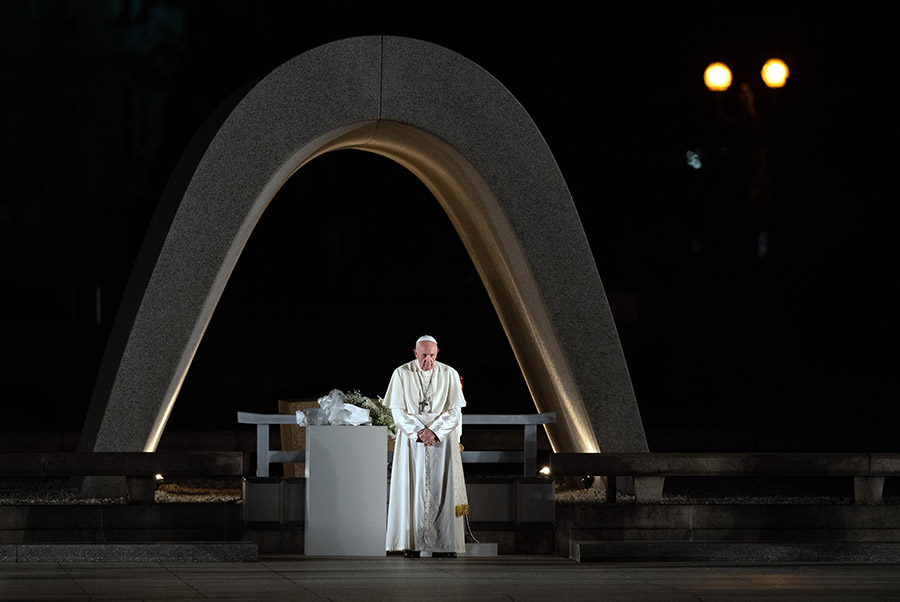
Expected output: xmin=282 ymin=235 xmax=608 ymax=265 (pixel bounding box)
xmin=385 ymin=360 xmax=468 ymax=554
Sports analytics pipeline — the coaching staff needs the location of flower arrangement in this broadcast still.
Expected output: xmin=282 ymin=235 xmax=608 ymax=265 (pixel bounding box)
xmin=344 ymin=389 xmax=397 ymax=438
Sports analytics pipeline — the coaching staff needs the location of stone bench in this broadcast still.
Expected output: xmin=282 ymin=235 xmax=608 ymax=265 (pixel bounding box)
xmin=0 ymin=451 xmax=247 ymax=477
xmin=549 ymin=452 xmax=900 ymax=504
xmin=0 ymin=451 xmax=247 ymax=502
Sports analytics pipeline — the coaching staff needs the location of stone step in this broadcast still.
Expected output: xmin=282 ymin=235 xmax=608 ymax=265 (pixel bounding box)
xmin=2 ymin=542 xmax=258 ymax=563
xmin=557 ymin=503 xmax=900 ymax=539
xmin=572 ymin=541 xmax=900 ymax=563
xmin=0 ymin=503 xmax=243 ymax=544
xmin=463 ymin=543 xmax=498 ymax=556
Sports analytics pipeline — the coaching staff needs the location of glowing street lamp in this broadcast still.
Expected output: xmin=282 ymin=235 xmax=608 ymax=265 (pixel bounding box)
xmin=704 ymin=62 xmax=732 ymax=91
xmin=760 ymin=58 xmax=789 ymax=88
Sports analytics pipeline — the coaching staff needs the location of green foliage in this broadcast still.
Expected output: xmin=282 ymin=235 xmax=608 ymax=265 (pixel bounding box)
xmin=344 ymin=389 xmax=397 ymax=438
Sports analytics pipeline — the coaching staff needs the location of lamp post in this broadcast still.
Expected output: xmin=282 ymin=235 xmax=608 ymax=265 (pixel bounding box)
xmin=697 ymin=58 xmax=789 ymax=260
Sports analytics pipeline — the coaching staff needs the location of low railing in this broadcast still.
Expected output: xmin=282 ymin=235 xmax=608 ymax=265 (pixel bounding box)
xmin=461 ymin=413 xmax=556 ymax=477
xmin=237 ymin=411 xmax=556 ymax=478
xmin=550 ymin=452 xmax=900 ymax=504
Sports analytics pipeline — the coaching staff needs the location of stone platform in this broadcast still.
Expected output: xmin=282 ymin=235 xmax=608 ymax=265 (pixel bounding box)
xmin=3 ymin=556 xmax=900 ymax=602
xmin=1 ymin=542 xmax=256 ymax=563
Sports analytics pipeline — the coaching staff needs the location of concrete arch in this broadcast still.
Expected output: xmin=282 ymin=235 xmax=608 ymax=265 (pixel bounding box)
xmin=79 ymin=36 xmax=648 ymax=466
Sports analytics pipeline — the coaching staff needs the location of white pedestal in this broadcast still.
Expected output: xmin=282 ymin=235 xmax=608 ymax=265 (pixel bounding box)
xmin=305 ymin=425 xmax=387 ymax=556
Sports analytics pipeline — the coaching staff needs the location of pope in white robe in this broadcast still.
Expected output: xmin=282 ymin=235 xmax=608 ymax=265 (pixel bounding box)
xmin=385 ymin=335 xmax=468 ymax=557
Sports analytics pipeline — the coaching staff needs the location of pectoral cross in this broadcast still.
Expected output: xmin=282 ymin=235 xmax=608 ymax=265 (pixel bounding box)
xmin=416 ymin=368 xmax=434 ymax=414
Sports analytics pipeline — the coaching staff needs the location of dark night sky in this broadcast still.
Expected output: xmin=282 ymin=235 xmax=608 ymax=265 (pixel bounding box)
xmin=0 ymin=4 xmax=891 ymax=450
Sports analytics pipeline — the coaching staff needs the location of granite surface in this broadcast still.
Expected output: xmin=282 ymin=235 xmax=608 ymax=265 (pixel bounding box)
xmin=3 ymin=556 xmax=900 ymax=601
xmin=574 ymin=540 xmax=900 ymax=563
xmin=12 ymin=542 xmax=257 ymax=563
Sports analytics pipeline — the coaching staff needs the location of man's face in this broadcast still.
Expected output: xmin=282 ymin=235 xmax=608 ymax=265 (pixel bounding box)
xmin=414 ymin=341 xmax=439 ymax=371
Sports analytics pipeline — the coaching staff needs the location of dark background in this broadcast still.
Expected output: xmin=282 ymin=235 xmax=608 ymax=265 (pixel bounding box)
xmin=1 ymin=3 xmax=890 ymax=450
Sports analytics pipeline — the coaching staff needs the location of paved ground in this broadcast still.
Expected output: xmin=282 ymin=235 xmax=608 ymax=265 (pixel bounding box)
xmin=2 ymin=556 xmax=899 ymax=601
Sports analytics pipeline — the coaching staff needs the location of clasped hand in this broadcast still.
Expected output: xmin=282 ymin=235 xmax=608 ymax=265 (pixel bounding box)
xmin=417 ymin=427 xmax=438 ymax=446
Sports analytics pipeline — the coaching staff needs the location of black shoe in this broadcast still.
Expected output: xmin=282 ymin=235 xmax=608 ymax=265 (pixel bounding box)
xmin=402 ymin=549 xmax=420 ymax=558
xmin=432 ymin=552 xmax=457 ymax=558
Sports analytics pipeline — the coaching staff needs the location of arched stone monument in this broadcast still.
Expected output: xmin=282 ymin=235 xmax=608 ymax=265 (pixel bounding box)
xmin=79 ymin=36 xmax=648 ymax=492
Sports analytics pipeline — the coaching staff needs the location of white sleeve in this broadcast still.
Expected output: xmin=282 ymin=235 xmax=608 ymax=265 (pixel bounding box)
xmin=427 ymin=407 xmax=461 ymax=442
xmin=391 ymin=408 xmax=427 ymax=443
